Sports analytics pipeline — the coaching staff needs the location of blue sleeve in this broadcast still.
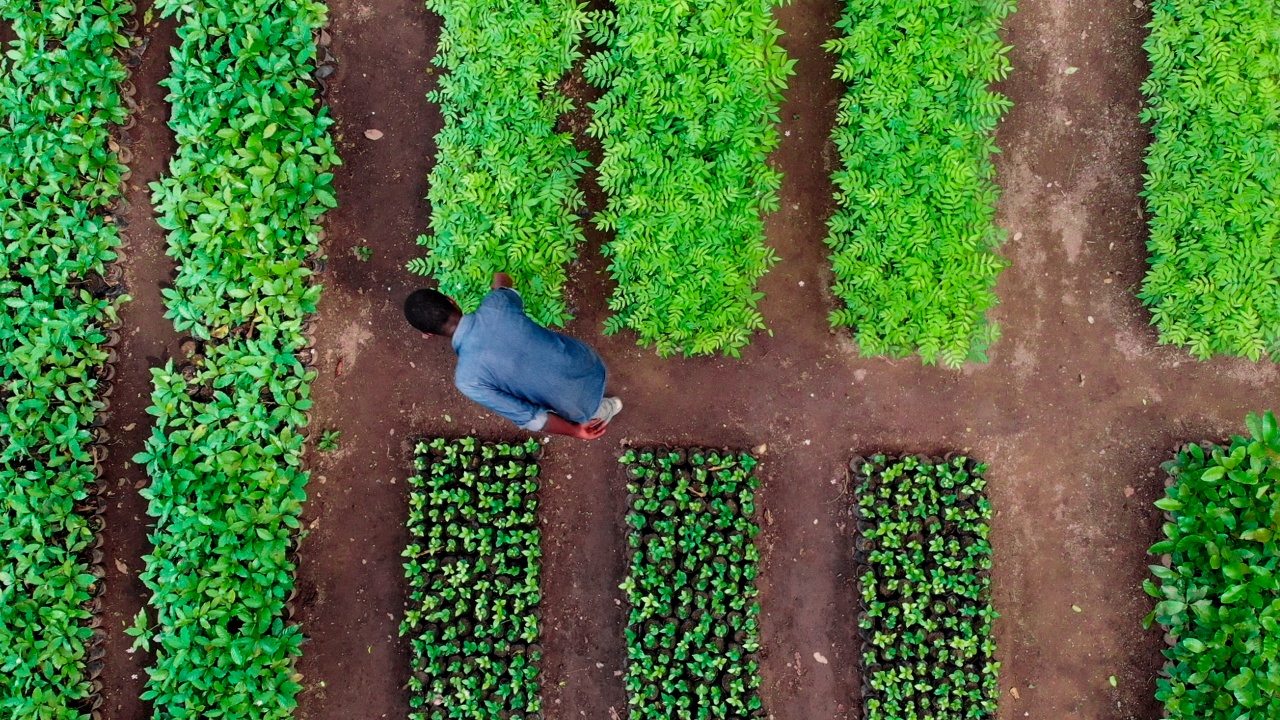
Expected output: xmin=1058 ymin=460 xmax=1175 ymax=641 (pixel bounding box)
xmin=481 ymin=287 xmax=525 ymax=314
xmin=456 ymin=379 xmax=548 ymax=431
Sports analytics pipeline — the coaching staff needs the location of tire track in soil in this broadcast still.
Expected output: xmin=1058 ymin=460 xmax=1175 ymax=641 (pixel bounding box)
xmin=97 ymin=5 xmax=182 ymax=718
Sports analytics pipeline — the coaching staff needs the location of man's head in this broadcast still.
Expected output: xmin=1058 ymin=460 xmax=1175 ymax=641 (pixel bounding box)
xmin=404 ymin=289 xmax=461 ymax=338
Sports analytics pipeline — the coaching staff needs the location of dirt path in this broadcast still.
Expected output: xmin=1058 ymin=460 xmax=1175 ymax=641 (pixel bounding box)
xmin=93 ymin=1 xmax=1280 ymax=719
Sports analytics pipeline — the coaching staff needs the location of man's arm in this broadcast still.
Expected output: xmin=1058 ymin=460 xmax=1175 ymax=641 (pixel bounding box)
xmin=541 ymin=413 xmax=608 ymax=440
xmin=458 ymin=379 xmax=607 ymax=440
xmin=492 ymin=272 xmax=513 ymax=290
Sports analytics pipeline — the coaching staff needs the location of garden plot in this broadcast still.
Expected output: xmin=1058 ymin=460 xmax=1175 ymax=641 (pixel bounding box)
xmin=0 ymin=0 xmax=132 ymax=715
xmin=402 ymin=437 xmax=544 ymax=719
xmin=1146 ymin=412 xmax=1280 ymax=718
xmin=849 ymin=455 xmax=999 ymax=720
xmin=619 ymin=447 xmax=765 ymax=719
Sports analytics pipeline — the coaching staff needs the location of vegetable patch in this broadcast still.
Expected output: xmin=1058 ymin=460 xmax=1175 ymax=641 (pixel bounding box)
xmin=0 ymin=0 xmax=132 ymax=715
xmin=408 ymin=0 xmax=589 ymax=327
xmin=1138 ymin=0 xmax=1280 ymax=360
xmin=586 ymin=1 xmax=793 ymax=357
xmin=825 ymin=0 xmax=1014 ymax=367
xmin=850 ymin=455 xmax=999 ymax=719
xmin=1145 ymin=411 xmax=1280 ymax=718
xmin=131 ymin=1 xmax=339 ymax=717
xmin=620 ymin=447 xmax=765 ymax=718
xmin=402 ymin=437 xmax=544 ymax=720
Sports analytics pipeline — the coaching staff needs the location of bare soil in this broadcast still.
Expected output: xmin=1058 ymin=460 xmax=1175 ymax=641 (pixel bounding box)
xmin=92 ymin=1 xmax=1279 ymax=720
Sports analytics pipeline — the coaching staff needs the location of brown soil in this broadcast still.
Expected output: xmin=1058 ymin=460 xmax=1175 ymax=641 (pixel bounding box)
xmin=91 ymin=1 xmax=1278 ymax=720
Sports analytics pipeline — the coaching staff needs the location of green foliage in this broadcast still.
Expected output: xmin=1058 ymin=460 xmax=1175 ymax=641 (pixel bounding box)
xmin=1138 ymin=1 xmax=1280 ymax=360
xmin=619 ymin=448 xmax=765 ymax=719
xmin=410 ymin=0 xmax=588 ymax=327
xmin=317 ymin=429 xmax=341 ymax=452
xmin=133 ymin=1 xmax=338 ymax=717
xmin=402 ymin=437 xmax=544 ymax=719
xmin=1144 ymin=411 xmax=1280 ymax=718
xmin=0 ymin=1 xmax=132 ymax=716
xmin=851 ymin=455 xmax=999 ymax=719
xmin=586 ymin=1 xmax=793 ymax=357
xmin=824 ymin=0 xmax=1014 ymax=367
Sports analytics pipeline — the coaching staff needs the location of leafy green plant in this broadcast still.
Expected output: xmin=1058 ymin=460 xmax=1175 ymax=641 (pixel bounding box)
xmin=354 ymin=245 xmax=372 ymax=262
xmin=408 ymin=0 xmax=588 ymax=327
xmin=1144 ymin=411 xmax=1280 ymax=718
xmin=402 ymin=437 xmax=544 ymax=719
xmin=824 ymin=0 xmax=1014 ymax=367
xmin=317 ymin=429 xmax=341 ymax=452
xmin=850 ymin=455 xmax=999 ymax=719
xmin=0 ymin=0 xmax=132 ymax=715
xmin=132 ymin=1 xmax=338 ymax=717
xmin=585 ymin=1 xmax=793 ymax=357
xmin=619 ymin=447 xmax=765 ymax=719
xmin=1137 ymin=1 xmax=1280 ymax=360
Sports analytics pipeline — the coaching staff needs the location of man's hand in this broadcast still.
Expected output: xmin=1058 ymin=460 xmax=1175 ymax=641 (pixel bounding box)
xmin=541 ymin=413 xmax=608 ymax=440
xmin=492 ymin=272 xmax=513 ymax=290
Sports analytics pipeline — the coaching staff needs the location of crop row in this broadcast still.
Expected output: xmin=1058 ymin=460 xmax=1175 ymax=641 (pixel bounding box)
xmin=408 ymin=0 xmax=588 ymax=327
xmin=620 ymin=447 xmax=765 ymax=719
xmin=586 ymin=1 xmax=793 ymax=357
xmin=1138 ymin=0 xmax=1280 ymax=360
xmin=824 ymin=0 xmax=1014 ymax=367
xmin=402 ymin=437 xmax=544 ymax=719
xmin=850 ymin=455 xmax=999 ymax=720
xmin=129 ymin=0 xmax=339 ymax=717
xmin=1145 ymin=412 xmax=1280 ymax=717
xmin=0 ymin=1 xmax=132 ymax=716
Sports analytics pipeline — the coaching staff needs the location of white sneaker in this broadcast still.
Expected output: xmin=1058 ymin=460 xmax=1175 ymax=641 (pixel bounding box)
xmin=592 ymin=397 xmax=623 ymax=424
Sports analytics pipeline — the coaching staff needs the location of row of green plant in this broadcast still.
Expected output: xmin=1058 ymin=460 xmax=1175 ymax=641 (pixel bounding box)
xmin=584 ymin=1 xmax=793 ymax=357
xmin=824 ymin=0 xmax=1014 ymax=367
xmin=401 ymin=437 xmax=544 ymax=720
xmin=851 ymin=455 xmax=999 ymax=719
xmin=129 ymin=1 xmax=339 ymax=717
xmin=407 ymin=0 xmax=588 ymax=327
xmin=620 ymin=448 xmax=766 ymax=719
xmin=1137 ymin=0 xmax=1280 ymax=360
xmin=1145 ymin=412 xmax=1280 ymax=718
xmin=0 ymin=1 xmax=132 ymax=716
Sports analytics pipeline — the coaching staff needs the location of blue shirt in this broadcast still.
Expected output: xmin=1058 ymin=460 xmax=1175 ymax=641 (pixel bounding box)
xmin=452 ymin=288 xmax=607 ymax=431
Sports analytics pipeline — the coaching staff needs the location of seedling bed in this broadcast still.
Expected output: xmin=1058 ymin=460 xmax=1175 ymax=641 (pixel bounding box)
xmin=619 ymin=446 xmax=766 ymax=719
xmin=1144 ymin=412 xmax=1280 ymax=718
xmin=849 ymin=454 xmax=999 ymax=720
xmin=402 ymin=437 xmax=545 ymax=720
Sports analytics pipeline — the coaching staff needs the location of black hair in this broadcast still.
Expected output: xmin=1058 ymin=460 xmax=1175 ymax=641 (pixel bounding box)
xmin=404 ymin=289 xmax=459 ymax=334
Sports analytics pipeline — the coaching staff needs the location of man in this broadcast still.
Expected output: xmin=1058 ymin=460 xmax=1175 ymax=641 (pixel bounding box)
xmin=404 ymin=273 xmax=621 ymax=440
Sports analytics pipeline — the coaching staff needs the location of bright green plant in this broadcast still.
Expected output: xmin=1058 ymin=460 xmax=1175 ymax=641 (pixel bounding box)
xmin=619 ymin=448 xmax=765 ymax=719
xmin=1138 ymin=1 xmax=1280 ymax=360
xmin=824 ymin=0 xmax=1014 ymax=367
xmin=408 ymin=0 xmax=588 ymax=327
xmin=402 ymin=437 xmax=544 ymax=719
xmin=1145 ymin=411 xmax=1280 ymax=718
xmin=585 ymin=1 xmax=793 ymax=357
xmin=317 ymin=429 xmax=341 ymax=452
xmin=0 ymin=1 xmax=132 ymax=716
xmin=133 ymin=1 xmax=338 ymax=717
xmin=850 ymin=455 xmax=999 ymax=719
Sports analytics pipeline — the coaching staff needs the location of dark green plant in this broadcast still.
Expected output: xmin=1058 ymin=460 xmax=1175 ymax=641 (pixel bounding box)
xmin=402 ymin=437 xmax=545 ymax=719
xmin=0 ymin=0 xmax=132 ymax=715
xmin=132 ymin=0 xmax=339 ymax=716
xmin=824 ymin=0 xmax=1015 ymax=367
xmin=1145 ymin=411 xmax=1280 ymax=718
xmin=1138 ymin=1 xmax=1280 ymax=360
xmin=317 ymin=429 xmax=341 ymax=452
xmin=408 ymin=0 xmax=588 ymax=327
xmin=619 ymin=448 xmax=765 ymax=719
xmin=585 ymin=1 xmax=794 ymax=357
xmin=851 ymin=455 xmax=999 ymax=719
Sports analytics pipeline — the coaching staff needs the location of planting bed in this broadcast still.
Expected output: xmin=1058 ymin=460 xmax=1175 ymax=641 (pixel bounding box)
xmin=0 ymin=0 xmax=132 ymax=715
xmin=620 ymin=447 xmax=765 ymax=719
xmin=1145 ymin=412 xmax=1280 ymax=718
xmin=850 ymin=455 xmax=999 ymax=720
xmin=401 ymin=437 xmax=544 ymax=719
